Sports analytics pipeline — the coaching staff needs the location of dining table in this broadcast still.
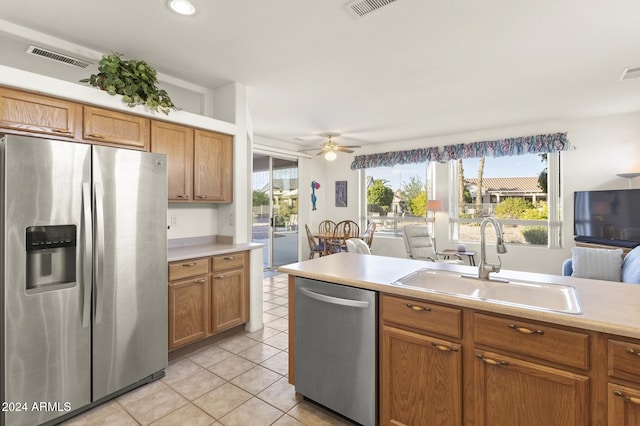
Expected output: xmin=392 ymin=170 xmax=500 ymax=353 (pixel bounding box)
xmin=313 ymin=231 xmax=366 ymax=256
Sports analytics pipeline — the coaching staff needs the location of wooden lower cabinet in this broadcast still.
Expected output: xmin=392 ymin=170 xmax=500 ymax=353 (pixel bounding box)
xmin=607 ymin=338 xmax=640 ymax=424
xmin=211 ymin=267 xmax=246 ymax=332
xmin=168 ymin=276 xmax=209 ymax=350
xmin=608 ymin=383 xmax=640 ymax=425
xmin=380 ymin=325 xmax=462 ymax=426
xmin=168 ymin=251 xmax=249 ymax=351
xmin=379 ymin=294 xmax=595 ymax=425
xmin=473 ymin=350 xmax=588 ymax=425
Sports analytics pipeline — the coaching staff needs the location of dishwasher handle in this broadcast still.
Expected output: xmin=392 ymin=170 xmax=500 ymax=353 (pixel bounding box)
xmin=299 ymin=287 xmax=371 ymax=308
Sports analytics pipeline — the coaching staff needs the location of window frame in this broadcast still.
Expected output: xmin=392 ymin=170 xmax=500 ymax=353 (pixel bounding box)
xmin=447 ymin=152 xmax=562 ymax=248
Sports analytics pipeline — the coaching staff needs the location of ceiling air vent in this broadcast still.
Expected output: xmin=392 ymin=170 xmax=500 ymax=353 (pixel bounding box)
xmin=345 ymin=0 xmax=398 ymax=18
xmin=620 ymin=66 xmax=640 ymax=81
xmin=26 ymin=45 xmax=92 ymax=69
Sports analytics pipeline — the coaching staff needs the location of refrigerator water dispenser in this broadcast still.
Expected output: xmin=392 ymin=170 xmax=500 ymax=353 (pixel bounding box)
xmin=26 ymin=225 xmax=77 ymax=292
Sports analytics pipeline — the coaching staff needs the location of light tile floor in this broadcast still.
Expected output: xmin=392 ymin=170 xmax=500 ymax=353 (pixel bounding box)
xmin=63 ymin=272 xmax=356 ymax=426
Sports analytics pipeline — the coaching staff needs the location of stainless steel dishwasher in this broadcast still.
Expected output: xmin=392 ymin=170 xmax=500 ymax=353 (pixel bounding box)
xmin=294 ymin=277 xmax=377 ymax=426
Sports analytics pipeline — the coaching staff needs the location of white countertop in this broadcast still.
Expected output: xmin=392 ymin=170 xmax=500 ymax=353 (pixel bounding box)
xmin=168 ymin=241 xmax=263 ymax=262
xmin=278 ymin=252 xmax=640 ymax=340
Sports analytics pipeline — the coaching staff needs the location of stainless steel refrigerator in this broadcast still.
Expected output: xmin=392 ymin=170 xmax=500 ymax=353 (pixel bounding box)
xmin=0 ymin=135 xmax=168 ymax=426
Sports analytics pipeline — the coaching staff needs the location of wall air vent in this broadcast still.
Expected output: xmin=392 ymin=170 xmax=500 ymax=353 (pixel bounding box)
xmin=26 ymin=45 xmax=92 ymax=69
xmin=345 ymin=0 xmax=398 ymax=18
xmin=620 ymin=66 xmax=640 ymax=81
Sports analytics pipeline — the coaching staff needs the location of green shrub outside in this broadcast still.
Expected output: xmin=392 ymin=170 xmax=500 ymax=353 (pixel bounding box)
xmin=522 ymin=226 xmax=548 ymax=245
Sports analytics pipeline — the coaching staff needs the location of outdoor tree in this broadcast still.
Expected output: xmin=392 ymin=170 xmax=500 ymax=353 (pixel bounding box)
xmin=458 ymin=159 xmax=465 ymax=207
xmin=410 ymin=191 xmax=427 ymax=216
xmin=252 ymin=190 xmax=269 ymax=206
xmin=402 ymin=175 xmax=427 ymax=215
xmin=476 ymin=156 xmax=485 ymax=206
xmin=367 ymin=179 xmax=394 ymax=214
xmin=538 ymin=153 xmax=548 ymax=192
xmin=402 ymin=175 xmax=424 ymax=200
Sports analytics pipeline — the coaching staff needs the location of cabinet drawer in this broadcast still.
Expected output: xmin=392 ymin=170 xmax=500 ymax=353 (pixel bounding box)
xmin=608 ymin=339 xmax=640 ymax=382
xmin=381 ymin=294 xmax=462 ymax=339
xmin=212 ymin=252 xmax=245 ymax=272
xmin=474 ymin=313 xmax=589 ymax=369
xmin=169 ymin=258 xmax=209 ymax=281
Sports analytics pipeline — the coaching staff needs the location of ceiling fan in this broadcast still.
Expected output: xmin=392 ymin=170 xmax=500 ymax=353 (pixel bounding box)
xmin=298 ymin=134 xmax=361 ymax=161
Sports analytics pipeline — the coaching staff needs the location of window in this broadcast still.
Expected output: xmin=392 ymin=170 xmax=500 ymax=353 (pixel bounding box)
xmin=364 ymin=162 xmax=434 ymax=236
xmin=449 ymin=152 xmax=561 ymax=247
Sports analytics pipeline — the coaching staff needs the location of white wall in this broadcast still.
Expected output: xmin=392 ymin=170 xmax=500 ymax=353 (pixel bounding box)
xmin=290 ymin=111 xmax=640 ymax=275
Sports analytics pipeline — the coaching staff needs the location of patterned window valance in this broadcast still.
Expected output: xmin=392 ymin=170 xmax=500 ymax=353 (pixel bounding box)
xmin=350 ymin=147 xmax=440 ymax=170
xmin=350 ymin=132 xmax=569 ymax=170
xmin=439 ymin=132 xmax=570 ymax=162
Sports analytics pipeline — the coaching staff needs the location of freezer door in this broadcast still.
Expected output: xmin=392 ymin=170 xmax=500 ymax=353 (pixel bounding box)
xmin=92 ymin=145 xmax=167 ymax=401
xmin=1 ymin=137 xmax=92 ymax=426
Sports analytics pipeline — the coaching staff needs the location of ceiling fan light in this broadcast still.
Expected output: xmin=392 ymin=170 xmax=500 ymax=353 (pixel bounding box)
xmin=324 ymin=151 xmax=337 ymax=161
xmin=167 ymin=0 xmax=196 ymax=15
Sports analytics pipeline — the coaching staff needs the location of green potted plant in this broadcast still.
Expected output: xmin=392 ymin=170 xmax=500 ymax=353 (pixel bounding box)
xmin=80 ymin=52 xmax=177 ymax=114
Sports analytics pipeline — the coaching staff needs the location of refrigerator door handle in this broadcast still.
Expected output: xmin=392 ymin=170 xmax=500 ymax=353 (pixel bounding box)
xmin=94 ymin=182 xmax=105 ymax=324
xmin=82 ymin=182 xmax=92 ymax=328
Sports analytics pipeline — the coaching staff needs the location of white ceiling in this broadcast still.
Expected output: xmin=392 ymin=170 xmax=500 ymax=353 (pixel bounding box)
xmin=1 ymin=0 xmax=639 ymax=150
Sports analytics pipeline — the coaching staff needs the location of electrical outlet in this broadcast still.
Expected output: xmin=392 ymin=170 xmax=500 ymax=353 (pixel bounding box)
xmin=171 ymin=215 xmax=177 ymax=226
xmin=228 ymin=212 xmax=234 ymax=226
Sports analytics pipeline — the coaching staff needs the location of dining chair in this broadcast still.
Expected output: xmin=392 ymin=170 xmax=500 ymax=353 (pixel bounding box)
xmin=318 ymin=220 xmax=336 ymax=234
xmin=346 ymin=238 xmax=371 ymax=254
xmin=305 ymin=224 xmax=326 ymax=259
xmin=329 ymin=220 xmax=360 ymax=253
xmin=363 ymin=222 xmax=377 ymax=247
xmin=402 ymin=224 xmax=463 ymax=264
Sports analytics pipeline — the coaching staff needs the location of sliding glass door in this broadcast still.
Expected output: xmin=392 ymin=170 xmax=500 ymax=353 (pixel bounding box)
xmin=252 ymin=153 xmax=299 ymax=269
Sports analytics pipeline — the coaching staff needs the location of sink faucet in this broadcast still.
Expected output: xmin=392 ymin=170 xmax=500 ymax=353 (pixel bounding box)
xmin=478 ymin=217 xmax=507 ymax=280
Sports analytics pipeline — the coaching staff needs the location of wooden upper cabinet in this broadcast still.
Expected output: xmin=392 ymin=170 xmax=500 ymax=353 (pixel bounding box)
xmin=151 ymin=121 xmax=194 ymax=201
xmin=193 ymin=129 xmax=233 ymax=202
xmin=0 ymin=86 xmax=82 ymax=140
xmin=83 ymin=106 xmax=150 ymax=150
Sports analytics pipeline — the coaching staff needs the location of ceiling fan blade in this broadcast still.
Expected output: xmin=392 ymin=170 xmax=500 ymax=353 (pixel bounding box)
xmin=336 ymin=148 xmax=354 ymax=153
xmin=298 ymin=147 xmax=323 ymax=152
xmin=339 ymin=145 xmax=361 ymax=149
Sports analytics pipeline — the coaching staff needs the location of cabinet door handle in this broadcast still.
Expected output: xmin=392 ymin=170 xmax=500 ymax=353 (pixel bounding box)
xmin=176 ymin=195 xmax=188 ymax=199
xmin=193 ymin=278 xmax=206 ymax=283
xmin=431 ymin=342 xmax=458 ymax=352
xmin=214 ymin=275 xmax=226 ymax=279
xmin=613 ymin=389 xmax=640 ymax=405
xmin=195 ymin=195 xmax=207 ymax=199
xmin=406 ymin=303 xmax=431 ymax=312
xmin=625 ymin=348 xmax=640 ymax=357
xmin=223 ymin=256 xmax=235 ymax=260
xmin=52 ymin=128 xmax=72 ymax=134
xmin=182 ymin=262 xmax=197 ymax=267
xmin=87 ymin=133 xmax=105 ymax=139
xmin=476 ymin=353 xmax=509 ymax=366
xmin=508 ymin=323 xmax=544 ymax=335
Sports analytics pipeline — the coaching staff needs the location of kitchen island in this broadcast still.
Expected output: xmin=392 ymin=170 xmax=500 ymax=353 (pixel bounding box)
xmin=278 ymin=252 xmax=640 ymax=426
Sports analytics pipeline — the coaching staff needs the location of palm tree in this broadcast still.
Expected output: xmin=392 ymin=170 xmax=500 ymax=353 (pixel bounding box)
xmin=457 ymin=159 xmax=465 ymax=208
xmin=476 ymin=156 xmax=485 ymax=208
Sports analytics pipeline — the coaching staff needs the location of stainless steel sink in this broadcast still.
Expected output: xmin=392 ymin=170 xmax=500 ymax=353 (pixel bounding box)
xmin=392 ymin=269 xmax=583 ymax=315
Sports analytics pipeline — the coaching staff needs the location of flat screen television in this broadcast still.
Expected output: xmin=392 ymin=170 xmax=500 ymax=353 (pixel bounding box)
xmin=574 ymin=189 xmax=640 ymax=248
